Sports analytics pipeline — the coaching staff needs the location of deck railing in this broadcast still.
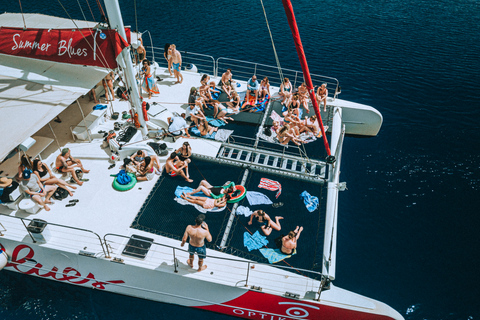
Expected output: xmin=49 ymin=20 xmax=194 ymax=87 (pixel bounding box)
xmin=144 ymin=47 xmax=340 ymax=100
xmin=104 ymin=233 xmax=325 ymax=298
xmin=0 ymin=215 xmax=107 ymax=257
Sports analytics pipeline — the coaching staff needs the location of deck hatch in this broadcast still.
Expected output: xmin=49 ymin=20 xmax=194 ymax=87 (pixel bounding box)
xmin=122 ymin=234 xmax=154 ymax=259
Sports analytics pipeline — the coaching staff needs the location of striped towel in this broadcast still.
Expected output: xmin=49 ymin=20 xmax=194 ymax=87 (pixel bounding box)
xmin=258 ymin=178 xmax=282 ymax=199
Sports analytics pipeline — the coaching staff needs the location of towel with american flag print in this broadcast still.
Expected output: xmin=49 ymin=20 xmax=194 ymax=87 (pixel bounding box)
xmin=258 ymin=178 xmax=282 ymax=199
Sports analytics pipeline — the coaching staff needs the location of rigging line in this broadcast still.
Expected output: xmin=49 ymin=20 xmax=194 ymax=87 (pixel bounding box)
xmin=259 ymin=0 xmax=284 ymax=83
xmin=134 ymin=0 xmax=139 ymax=33
xmin=18 ymin=0 xmax=26 ymax=29
xmin=76 ymin=0 xmax=88 ymax=22
xmin=84 ymin=0 xmax=97 ymax=23
xmin=56 ymin=0 xmax=114 ymax=71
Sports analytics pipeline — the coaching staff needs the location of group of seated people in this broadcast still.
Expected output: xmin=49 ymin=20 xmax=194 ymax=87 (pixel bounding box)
xmin=13 ymin=148 xmax=89 ymax=211
xmin=271 ymin=113 xmax=321 ymax=146
xmin=279 ymin=79 xmax=328 ymax=112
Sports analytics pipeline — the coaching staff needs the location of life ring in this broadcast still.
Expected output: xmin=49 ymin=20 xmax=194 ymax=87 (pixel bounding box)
xmin=0 ymin=247 xmax=8 ymax=271
xmin=112 ymin=173 xmax=137 ymax=191
xmin=227 ymin=185 xmax=246 ymax=203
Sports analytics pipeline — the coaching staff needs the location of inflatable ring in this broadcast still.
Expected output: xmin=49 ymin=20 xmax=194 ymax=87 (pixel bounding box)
xmin=227 ymin=185 xmax=246 ymax=203
xmin=113 ymin=173 xmax=137 ymax=191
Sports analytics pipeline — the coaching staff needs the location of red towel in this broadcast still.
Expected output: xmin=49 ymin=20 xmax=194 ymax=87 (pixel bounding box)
xmin=258 ymin=178 xmax=282 ymax=199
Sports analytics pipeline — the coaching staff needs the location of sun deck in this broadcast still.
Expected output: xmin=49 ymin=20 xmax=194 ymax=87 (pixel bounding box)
xmin=0 ymin=64 xmax=332 ymax=301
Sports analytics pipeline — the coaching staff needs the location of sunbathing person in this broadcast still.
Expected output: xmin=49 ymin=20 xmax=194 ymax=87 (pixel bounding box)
xmin=289 ymin=94 xmax=301 ymax=118
xmin=281 ymin=226 xmax=303 ymax=255
xmin=213 ymin=103 xmax=234 ymax=123
xmin=208 ymin=81 xmax=221 ymax=99
xmin=165 ymin=153 xmax=193 ymax=183
xmin=305 ymin=115 xmax=320 ymax=136
xmin=298 ymin=82 xmax=310 ymax=113
xmin=277 ymin=124 xmax=301 ymax=146
xmin=136 ymin=156 xmax=156 ymax=181
xmin=16 ymin=154 xmax=32 ymax=181
xmin=226 ymin=91 xmax=241 ymax=112
xmin=32 ymin=159 xmax=76 ymax=196
xmin=279 ymin=77 xmax=293 ymax=106
xmin=200 ymin=74 xmax=210 ymax=86
xmin=316 ymin=83 xmax=328 ymax=112
xmin=197 ymin=119 xmax=218 ymax=136
xmin=19 ymin=169 xmax=57 ymax=211
xmin=223 ymin=79 xmax=234 ymax=99
xmin=55 ymin=148 xmax=89 ymax=186
xmin=176 ymin=141 xmax=192 ymax=162
xmin=248 ymin=210 xmax=283 ymax=236
xmin=186 ymin=179 xmax=236 ymax=198
xmin=130 ymin=150 xmax=146 ymax=167
xmin=180 ymin=193 xmax=230 ymax=210
xmin=186 ymin=99 xmax=206 ymax=125
xmin=218 ymin=69 xmax=232 ymax=88
xmin=259 ymin=77 xmax=270 ymax=100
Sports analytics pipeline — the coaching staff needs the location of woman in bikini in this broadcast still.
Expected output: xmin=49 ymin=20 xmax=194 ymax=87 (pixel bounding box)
xmin=197 ymin=119 xmax=218 ymax=136
xmin=176 ymin=142 xmax=192 ymax=162
xmin=32 ymin=159 xmax=76 ymax=196
xmin=277 ymin=124 xmax=301 ymax=146
xmin=248 ymin=210 xmax=284 ymax=236
xmin=298 ymin=82 xmax=310 ymax=114
xmin=164 ymin=43 xmax=173 ymax=76
xmin=141 ymin=59 xmax=160 ymax=99
xmin=259 ymin=77 xmax=270 ymax=100
xmin=186 ymin=180 xmax=236 ymax=198
xmin=279 ymin=78 xmax=293 ymax=106
xmin=226 ymin=91 xmax=241 ymax=113
xmin=316 ymin=83 xmax=328 ymax=112
xmin=180 ymin=193 xmax=230 ymax=210
xmin=103 ymin=71 xmax=115 ymax=102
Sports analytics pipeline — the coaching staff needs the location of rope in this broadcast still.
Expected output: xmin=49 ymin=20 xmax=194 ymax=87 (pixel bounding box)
xmin=18 ymin=0 xmax=27 ymax=29
xmin=259 ymin=0 xmax=284 ymax=82
xmin=76 ymin=0 xmax=88 ymax=22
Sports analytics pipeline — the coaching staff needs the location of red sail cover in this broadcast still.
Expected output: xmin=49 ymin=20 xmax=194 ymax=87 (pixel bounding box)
xmin=281 ymin=0 xmax=331 ymax=156
xmin=0 ymin=27 xmax=129 ymax=69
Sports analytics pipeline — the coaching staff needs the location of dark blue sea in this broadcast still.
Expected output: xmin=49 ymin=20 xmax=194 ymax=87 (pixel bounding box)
xmin=1 ymin=0 xmax=479 ymax=319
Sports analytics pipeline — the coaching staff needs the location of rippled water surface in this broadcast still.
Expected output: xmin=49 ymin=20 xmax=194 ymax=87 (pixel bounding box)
xmin=1 ymin=0 xmax=479 ymax=319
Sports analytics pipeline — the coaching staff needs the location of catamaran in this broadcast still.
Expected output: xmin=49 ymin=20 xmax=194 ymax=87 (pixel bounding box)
xmin=0 ymin=1 xmax=403 ymax=319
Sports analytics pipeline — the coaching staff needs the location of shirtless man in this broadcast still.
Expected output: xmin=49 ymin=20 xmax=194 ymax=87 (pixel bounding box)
xmin=55 ymin=148 xmax=89 ymax=186
xmin=170 ymin=44 xmax=183 ymax=84
xmin=136 ymin=38 xmax=146 ymax=64
xmin=103 ymin=71 xmax=115 ymax=101
xmin=165 ymin=152 xmax=193 ymax=183
xmin=281 ymin=226 xmax=303 ymax=255
xmin=219 ymin=69 xmax=233 ymax=97
xmin=181 ymin=214 xmax=212 ymax=272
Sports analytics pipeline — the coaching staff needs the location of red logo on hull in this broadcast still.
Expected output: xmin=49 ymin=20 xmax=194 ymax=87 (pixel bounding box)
xmin=5 ymin=244 xmax=124 ymax=289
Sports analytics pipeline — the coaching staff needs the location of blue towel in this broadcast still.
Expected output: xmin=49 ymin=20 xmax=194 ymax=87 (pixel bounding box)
xmin=190 ymin=127 xmax=216 ymax=139
xmin=259 ymin=248 xmax=296 ymax=264
xmin=300 ymin=190 xmax=319 ymax=212
xmin=174 ymin=186 xmax=206 ymax=198
xmin=236 ymin=205 xmax=253 ymax=217
xmin=93 ymin=104 xmax=107 ymax=110
xmin=243 ymin=231 xmax=268 ymax=251
xmin=206 ymin=116 xmax=226 ymax=127
xmin=246 ymin=191 xmax=273 ymax=206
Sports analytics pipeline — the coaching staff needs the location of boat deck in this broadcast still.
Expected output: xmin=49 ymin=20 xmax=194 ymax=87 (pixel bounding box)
xmin=0 ymin=65 xmax=329 ymax=300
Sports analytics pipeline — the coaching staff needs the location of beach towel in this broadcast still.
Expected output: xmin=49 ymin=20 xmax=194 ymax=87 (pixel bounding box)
xmin=259 ymin=248 xmax=296 ymax=264
xmin=258 ymin=178 xmax=282 ymax=199
xmin=93 ymin=104 xmax=108 ymax=110
xmin=236 ymin=205 xmax=253 ymax=217
xmin=300 ymin=190 xmax=319 ymax=212
xmin=174 ymin=186 xmax=226 ymax=213
xmin=174 ymin=186 xmax=205 ymax=198
xmin=190 ymin=127 xmax=216 ymax=139
xmin=206 ymin=116 xmax=226 ymax=127
xmin=243 ymin=231 xmax=268 ymax=251
xmin=246 ymin=191 xmax=273 ymax=206
xmin=214 ymin=129 xmax=234 ymax=142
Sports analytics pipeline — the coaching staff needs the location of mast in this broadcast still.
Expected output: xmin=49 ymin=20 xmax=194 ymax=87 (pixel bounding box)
xmin=281 ymin=0 xmax=331 ymax=157
xmin=103 ymin=0 xmax=148 ymax=137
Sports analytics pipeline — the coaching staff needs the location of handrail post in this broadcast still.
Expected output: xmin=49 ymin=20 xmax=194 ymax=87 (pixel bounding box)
xmin=245 ymin=262 xmax=250 ymax=287
xmin=20 ymin=218 xmax=37 ymax=243
xmin=173 ymin=248 xmax=178 ymax=273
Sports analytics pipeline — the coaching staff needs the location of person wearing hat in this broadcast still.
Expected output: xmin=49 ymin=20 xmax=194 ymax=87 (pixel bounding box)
xmin=18 ymin=169 xmax=57 ymax=211
xmin=0 ymin=177 xmax=19 ymax=203
xmin=55 ymin=148 xmax=89 ymax=186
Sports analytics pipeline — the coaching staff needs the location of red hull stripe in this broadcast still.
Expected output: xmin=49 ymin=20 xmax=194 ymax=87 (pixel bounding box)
xmin=195 ymin=290 xmax=396 ymax=320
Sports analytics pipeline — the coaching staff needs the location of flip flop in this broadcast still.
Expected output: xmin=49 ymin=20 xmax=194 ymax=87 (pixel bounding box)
xmin=69 ymin=199 xmax=79 ymax=203
xmin=66 ymin=203 xmax=76 ymax=207
xmin=108 ymin=164 xmax=115 ymax=169
xmin=272 ymin=202 xmax=284 ymax=208
xmin=80 ymin=178 xmax=89 ymax=182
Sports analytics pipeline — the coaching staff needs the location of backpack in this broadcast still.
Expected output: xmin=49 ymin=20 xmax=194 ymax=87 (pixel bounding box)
xmin=53 ymin=187 xmax=69 ymax=200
